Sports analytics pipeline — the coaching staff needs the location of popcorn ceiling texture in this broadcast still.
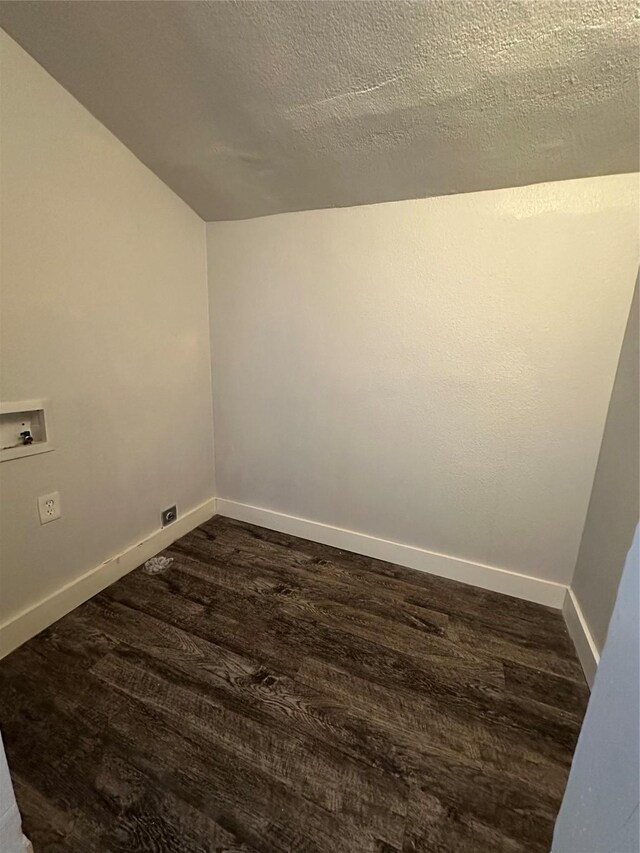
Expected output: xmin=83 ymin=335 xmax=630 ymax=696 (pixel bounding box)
xmin=1 ymin=0 xmax=638 ymax=220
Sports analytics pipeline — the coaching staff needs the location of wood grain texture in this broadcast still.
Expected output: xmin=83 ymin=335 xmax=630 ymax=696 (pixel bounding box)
xmin=0 ymin=516 xmax=588 ymax=852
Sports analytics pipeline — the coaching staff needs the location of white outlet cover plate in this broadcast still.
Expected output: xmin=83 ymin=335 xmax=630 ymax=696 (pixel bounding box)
xmin=38 ymin=491 xmax=62 ymax=524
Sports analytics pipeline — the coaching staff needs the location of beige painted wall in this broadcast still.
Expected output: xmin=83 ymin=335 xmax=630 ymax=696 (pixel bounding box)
xmin=0 ymin=32 xmax=214 ymax=632
xmin=571 ymin=281 xmax=639 ymax=652
xmin=208 ymin=175 xmax=639 ymax=586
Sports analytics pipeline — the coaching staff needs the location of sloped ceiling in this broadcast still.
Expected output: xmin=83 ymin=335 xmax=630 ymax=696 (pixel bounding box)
xmin=1 ymin=0 xmax=638 ymax=221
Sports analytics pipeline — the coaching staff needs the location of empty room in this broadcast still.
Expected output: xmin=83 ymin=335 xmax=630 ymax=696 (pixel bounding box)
xmin=0 ymin=2 xmax=638 ymax=851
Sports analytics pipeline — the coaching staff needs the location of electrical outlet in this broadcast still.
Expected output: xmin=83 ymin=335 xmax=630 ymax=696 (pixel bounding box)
xmin=38 ymin=491 xmax=62 ymax=525
xmin=161 ymin=505 xmax=177 ymax=527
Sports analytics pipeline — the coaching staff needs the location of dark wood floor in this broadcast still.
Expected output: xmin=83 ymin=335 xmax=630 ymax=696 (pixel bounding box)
xmin=0 ymin=516 xmax=589 ymax=853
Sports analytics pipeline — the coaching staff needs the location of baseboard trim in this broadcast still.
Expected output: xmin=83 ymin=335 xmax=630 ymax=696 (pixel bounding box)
xmin=563 ymin=587 xmax=600 ymax=688
xmin=0 ymin=497 xmax=216 ymax=659
xmin=215 ymin=499 xmax=567 ymax=609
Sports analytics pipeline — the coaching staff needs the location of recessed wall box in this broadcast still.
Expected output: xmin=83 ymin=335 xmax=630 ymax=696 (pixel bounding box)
xmin=0 ymin=399 xmax=54 ymax=462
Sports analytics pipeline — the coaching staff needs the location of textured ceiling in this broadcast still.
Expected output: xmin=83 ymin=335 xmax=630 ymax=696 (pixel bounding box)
xmin=1 ymin=1 xmax=638 ymax=221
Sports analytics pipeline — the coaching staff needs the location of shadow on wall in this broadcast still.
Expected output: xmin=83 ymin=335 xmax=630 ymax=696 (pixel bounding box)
xmin=570 ymin=278 xmax=639 ymax=652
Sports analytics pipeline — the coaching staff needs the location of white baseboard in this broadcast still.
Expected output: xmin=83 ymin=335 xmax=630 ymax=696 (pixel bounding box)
xmin=215 ymin=499 xmax=567 ymax=609
xmin=0 ymin=498 xmax=216 ymax=659
xmin=563 ymin=587 xmax=600 ymax=688
xmin=3 ymin=494 xmax=584 ymax=672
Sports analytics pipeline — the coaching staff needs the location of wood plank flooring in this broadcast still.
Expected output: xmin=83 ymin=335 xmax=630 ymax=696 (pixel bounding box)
xmin=0 ymin=516 xmax=589 ymax=852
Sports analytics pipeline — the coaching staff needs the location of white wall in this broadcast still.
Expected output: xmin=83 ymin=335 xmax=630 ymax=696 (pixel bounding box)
xmin=208 ymin=174 xmax=639 ymax=591
xmin=0 ymin=32 xmax=215 ymax=649
xmin=553 ymin=526 xmax=639 ymax=853
xmin=570 ymin=281 xmax=639 ymax=652
xmin=0 ymin=732 xmax=26 ymax=853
